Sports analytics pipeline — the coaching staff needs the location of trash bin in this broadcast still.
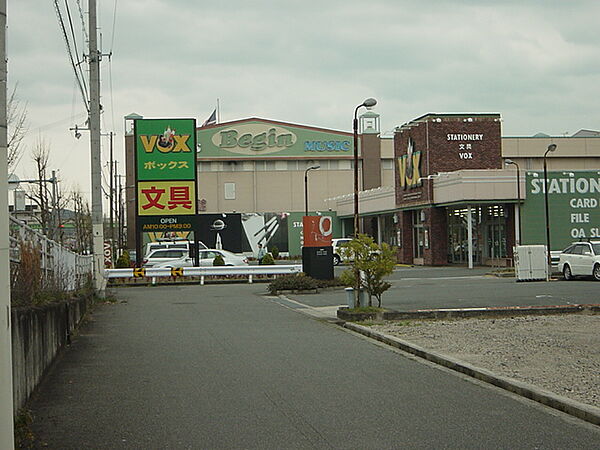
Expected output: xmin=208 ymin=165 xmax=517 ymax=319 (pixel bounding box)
xmin=345 ymin=287 xmax=367 ymax=308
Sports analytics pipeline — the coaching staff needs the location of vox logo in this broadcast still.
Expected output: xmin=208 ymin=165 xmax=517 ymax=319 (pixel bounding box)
xmin=397 ymin=138 xmax=422 ymax=190
xmin=140 ymin=126 xmax=191 ymax=153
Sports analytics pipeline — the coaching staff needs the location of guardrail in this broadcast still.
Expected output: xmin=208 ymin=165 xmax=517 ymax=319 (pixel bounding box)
xmin=105 ymin=264 xmax=303 ymax=284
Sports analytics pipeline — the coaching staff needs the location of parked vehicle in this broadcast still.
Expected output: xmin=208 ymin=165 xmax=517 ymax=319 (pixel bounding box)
xmin=153 ymin=249 xmax=249 ymax=268
xmin=558 ymin=240 xmax=600 ymax=281
xmin=142 ymin=249 xmax=189 ymax=268
xmin=332 ymin=238 xmax=353 ymax=265
xmin=143 ymin=239 xmax=207 ymax=258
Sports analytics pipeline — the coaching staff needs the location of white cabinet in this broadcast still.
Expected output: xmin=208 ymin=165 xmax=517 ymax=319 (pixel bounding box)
xmin=514 ymin=245 xmax=548 ymax=281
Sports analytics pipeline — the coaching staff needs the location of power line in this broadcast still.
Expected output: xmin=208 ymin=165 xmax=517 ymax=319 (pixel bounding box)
xmin=64 ymin=0 xmax=89 ymax=103
xmin=75 ymin=0 xmax=89 ymax=43
xmin=53 ymin=0 xmax=89 ymax=112
xmin=109 ymin=0 xmax=118 ymax=53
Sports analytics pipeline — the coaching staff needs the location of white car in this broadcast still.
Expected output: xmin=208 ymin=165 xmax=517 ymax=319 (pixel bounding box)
xmin=142 ymin=248 xmax=189 ymax=268
xmin=143 ymin=240 xmax=207 ymax=259
xmin=153 ymin=249 xmax=249 ymax=268
xmin=558 ymin=240 xmax=600 ymax=281
xmin=332 ymin=238 xmax=353 ymax=265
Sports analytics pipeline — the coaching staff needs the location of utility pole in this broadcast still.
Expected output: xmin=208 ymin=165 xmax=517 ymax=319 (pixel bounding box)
xmin=0 ymin=0 xmax=16 ymax=445
xmin=89 ymin=0 xmax=105 ymax=295
xmin=51 ymin=169 xmax=57 ymax=239
xmin=118 ymin=174 xmax=123 ymax=250
xmin=109 ymin=132 xmax=114 ymax=249
xmin=113 ymin=159 xmax=118 ymax=257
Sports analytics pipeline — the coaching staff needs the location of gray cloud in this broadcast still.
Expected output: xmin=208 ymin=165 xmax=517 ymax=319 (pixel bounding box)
xmin=6 ymin=0 xmax=600 ymax=196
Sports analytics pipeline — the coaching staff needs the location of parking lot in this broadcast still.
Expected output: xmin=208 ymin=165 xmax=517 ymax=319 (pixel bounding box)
xmin=287 ymin=265 xmax=600 ymax=311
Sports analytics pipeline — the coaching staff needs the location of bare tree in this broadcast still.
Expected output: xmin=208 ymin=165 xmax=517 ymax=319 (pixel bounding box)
xmin=70 ymin=189 xmax=92 ymax=254
xmin=27 ymin=137 xmax=52 ymax=236
xmin=7 ymin=84 xmax=28 ymax=171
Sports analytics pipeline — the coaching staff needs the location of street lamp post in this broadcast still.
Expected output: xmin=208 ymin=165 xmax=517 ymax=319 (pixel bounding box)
xmin=352 ymin=98 xmax=377 ymax=308
xmin=304 ymin=165 xmax=320 ymax=217
xmin=505 ymin=159 xmax=521 ymax=245
xmin=353 ymin=98 xmax=377 ymax=238
xmin=543 ymin=144 xmax=557 ymax=279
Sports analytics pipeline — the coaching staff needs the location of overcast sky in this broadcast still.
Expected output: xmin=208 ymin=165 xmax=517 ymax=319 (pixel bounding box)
xmin=7 ymin=0 xmax=600 ymax=201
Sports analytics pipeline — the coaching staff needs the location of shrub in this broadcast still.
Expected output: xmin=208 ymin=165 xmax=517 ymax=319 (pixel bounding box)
xmin=270 ymin=245 xmax=280 ymax=259
xmin=339 ymin=269 xmax=356 ymax=287
xmin=341 ymin=234 xmax=396 ymax=308
xmin=268 ymin=274 xmax=344 ymax=295
xmin=213 ymin=254 xmax=225 ymax=266
xmin=115 ymin=250 xmax=131 ymax=268
xmin=261 ymin=252 xmax=275 ymax=265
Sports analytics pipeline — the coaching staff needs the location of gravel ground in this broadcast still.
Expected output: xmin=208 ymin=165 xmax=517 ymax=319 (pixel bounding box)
xmin=372 ymin=314 xmax=600 ymax=408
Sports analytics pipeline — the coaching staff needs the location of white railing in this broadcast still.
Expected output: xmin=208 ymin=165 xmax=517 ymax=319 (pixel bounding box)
xmin=105 ymin=264 xmax=303 ymax=284
xmin=9 ymin=216 xmax=94 ymax=291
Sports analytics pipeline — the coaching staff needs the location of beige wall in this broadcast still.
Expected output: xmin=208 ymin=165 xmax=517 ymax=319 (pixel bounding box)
xmin=197 ymin=169 xmax=357 ymax=214
xmin=432 ymin=169 xmax=520 ymax=205
xmin=503 ymin=136 xmax=600 ymax=158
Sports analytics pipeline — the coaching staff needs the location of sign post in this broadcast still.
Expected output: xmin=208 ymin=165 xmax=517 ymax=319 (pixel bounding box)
xmin=134 ymin=119 xmax=199 ymax=265
xmin=301 ymin=215 xmax=334 ymax=280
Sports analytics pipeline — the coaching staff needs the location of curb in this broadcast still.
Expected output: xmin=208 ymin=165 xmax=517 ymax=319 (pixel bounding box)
xmin=341 ymin=321 xmax=600 ymax=427
xmin=337 ymin=303 xmax=600 ymax=322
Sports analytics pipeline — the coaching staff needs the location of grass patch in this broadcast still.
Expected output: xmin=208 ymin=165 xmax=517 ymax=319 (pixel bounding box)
xmin=14 ymin=409 xmax=35 ymax=448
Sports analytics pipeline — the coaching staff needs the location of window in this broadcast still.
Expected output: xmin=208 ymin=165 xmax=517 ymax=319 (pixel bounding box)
xmin=224 ymin=182 xmax=236 ymax=200
xmin=338 ymin=160 xmax=351 ymax=170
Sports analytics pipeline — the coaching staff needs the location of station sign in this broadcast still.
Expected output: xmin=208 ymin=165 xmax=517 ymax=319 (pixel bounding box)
xmin=522 ymin=171 xmax=600 ymax=250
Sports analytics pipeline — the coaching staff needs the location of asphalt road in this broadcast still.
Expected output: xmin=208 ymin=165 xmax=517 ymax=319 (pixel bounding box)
xmin=289 ymin=265 xmax=600 ymax=310
xmin=26 ymin=283 xmax=600 ymax=448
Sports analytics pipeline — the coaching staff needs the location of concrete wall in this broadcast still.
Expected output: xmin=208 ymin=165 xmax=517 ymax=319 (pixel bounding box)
xmin=11 ymin=295 xmax=91 ymax=413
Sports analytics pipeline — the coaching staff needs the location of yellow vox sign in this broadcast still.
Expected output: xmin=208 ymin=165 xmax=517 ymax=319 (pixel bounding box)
xmin=140 ymin=134 xmax=191 ymax=153
xmin=397 ymin=151 xmax=422 ymax=190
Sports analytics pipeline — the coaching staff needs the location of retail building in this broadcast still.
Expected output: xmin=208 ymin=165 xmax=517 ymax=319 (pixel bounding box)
xmin=124 ymin=112 xmax=600 ymax=264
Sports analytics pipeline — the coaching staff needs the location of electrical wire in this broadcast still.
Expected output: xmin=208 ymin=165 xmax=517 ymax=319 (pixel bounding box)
xmin=109 ymin=0 xmax=118 ymax=53
xmin=64 ymin=0 xmax=89 ymax=104
xmin=53 ymin=0 xmax=89 ymax=112
xmin=75 ymin=0 xmax=89 ymax=43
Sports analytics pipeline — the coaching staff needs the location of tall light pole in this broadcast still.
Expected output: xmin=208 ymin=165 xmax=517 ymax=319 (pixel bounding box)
xmin=304 ymin=165 xmax=320 ymax=217
xmin=353 ymin=98 xmax=377 ymax=238
xmin=505 ymin=159 xmax=521 ymax=245
xmin=351 ymin=98 xmax=377 ymax=308
xmin=543 ymin=144 xmax=557 ymax=279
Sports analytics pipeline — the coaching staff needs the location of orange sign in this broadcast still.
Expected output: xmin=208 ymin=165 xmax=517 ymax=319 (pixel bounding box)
xmin=303 ymin=216 xmax=333 ymax=247
xmin=137 ymin=180 xmax=196 ymax=216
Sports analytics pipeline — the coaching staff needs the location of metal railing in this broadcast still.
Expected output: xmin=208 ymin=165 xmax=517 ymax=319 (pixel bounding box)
xmin=105 ymin=264 xmax=303 ymax=284
xmin=9 ymin=216 xmax=94 ymax=292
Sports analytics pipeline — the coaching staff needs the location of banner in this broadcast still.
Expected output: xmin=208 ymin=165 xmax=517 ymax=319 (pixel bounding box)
xmin=302 ymin=216 xmax=333 ymax=247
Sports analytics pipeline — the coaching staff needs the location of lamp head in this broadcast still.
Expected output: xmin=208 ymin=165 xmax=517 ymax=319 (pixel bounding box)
xmin=547 ymin=144 xmax=557 ymax=152
xmin=362 ymin=98 xmax=377 ymax=108
xmin=308 ymin=165 xmax=320 ymax=170
xmin=505 ymin=159 xmax=514 ymax=165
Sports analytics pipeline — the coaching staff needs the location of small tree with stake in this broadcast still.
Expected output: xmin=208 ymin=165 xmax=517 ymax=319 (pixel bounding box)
xmin=340 ymin=234 xmax=396 ymax=308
